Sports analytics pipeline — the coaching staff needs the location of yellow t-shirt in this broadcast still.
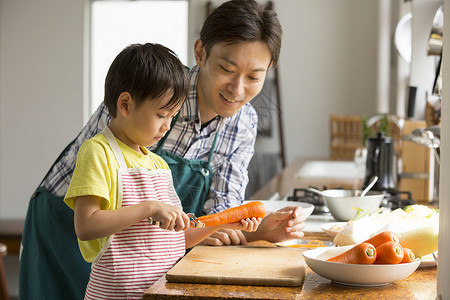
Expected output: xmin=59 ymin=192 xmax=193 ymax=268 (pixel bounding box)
xmin=64 ymin=132 xmax=170 ymax=262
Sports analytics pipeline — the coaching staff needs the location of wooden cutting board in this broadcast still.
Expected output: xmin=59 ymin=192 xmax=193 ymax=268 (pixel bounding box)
xmin=166 ymin=245 xmax=306 ymax=286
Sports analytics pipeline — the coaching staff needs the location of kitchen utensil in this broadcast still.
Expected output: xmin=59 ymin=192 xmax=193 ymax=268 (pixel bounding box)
xmin=363 ymin=132 xmax=397 ymax=192
xmin=432 ymin=252 xmax=438 ymax=264
xmin=394 ymin=12 xmax=412 ymax=63
xmin=417 ymin=252 xmax=437 ymax=267
xmin=148 ymin=213 xmax=205 ymax=228
xmin=303 ymin=247 xmax=421 ymax=286
xmin=307 ymin=188 xmax=384 ymax=221
xmin=360 ymin=176 xmax=378 ymax=197
xmin=428 ymin=5 xmax=443 ymax=56
xmin=166 ymin=245 xmax=306 ymax=286
xmin=307 ymin=188 xmax=328 ymax=197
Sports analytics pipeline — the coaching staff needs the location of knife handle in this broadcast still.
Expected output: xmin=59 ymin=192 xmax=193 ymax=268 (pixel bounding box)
xmin=148 ymin=217 xmax=161 ymax=226
xmin=148 ymin=215 xmax=205 ymax=227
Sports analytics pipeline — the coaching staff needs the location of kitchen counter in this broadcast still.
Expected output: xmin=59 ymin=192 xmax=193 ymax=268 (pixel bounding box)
xmin=144 ymin=259 xmax=436 ymax=299
xmin=143 ymin=157 xmax=437 ymax=299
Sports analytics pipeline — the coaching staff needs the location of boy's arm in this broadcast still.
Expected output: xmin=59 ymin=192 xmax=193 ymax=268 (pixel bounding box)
xmin=74 ymin=195 xmax=190 ymax=241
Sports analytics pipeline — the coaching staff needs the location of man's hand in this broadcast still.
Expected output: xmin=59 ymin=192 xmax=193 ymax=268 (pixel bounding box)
xmin=199 ymin=228 xmax=248 ymax=246
xmin=198 ymin=205 xmax=306 ymax=246
xmin=245 ymin=205 xmax=307 ymax=243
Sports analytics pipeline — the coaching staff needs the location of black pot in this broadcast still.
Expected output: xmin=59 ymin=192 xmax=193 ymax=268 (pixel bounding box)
xmin=363 ymin=132 xmax=397 ymax=192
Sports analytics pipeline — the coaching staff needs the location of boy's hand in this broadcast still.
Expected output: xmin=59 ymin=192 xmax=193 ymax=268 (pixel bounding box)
xmin=148 ymin=201 xmax=190 ymax=231
xmin=199 ymin=229 xmax=248 ymax=246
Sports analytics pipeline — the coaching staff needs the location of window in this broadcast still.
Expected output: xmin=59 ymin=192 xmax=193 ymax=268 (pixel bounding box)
xmin=90 ymin=0 xmax=188 ymax=115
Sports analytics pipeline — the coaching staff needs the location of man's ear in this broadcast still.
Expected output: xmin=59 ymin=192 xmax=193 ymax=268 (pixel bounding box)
xmin=194 ymin=39 xmax=206 ymax=67
xmin=117 ymin=92 xmax=132 ymax=116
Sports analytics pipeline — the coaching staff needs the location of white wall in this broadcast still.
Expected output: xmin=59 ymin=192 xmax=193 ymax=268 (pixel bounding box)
xmin=277 ymin=0 xmax=380 ymax=163
xmin=0 ymin=0 xmax=87 ymax=219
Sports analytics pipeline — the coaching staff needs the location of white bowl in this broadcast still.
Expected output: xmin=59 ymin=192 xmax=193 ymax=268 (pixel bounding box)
xmin=321 ymin=222 xmax=348 ymax=239
xmin=319 ymin=190 xmax=384 ymax=221
xmin=303 ymin=247 xmax=421 ymax=286
xmin=245 ymin=200 xmax=314 ymax=219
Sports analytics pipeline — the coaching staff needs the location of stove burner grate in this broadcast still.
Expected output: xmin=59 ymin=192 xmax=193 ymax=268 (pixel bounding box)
xmin=383 ymin=190 xmax=415 ymax=210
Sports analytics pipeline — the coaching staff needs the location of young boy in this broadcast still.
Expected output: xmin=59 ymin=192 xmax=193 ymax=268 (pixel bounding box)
xmin=64 ymin=43 xmax=261 ymax=299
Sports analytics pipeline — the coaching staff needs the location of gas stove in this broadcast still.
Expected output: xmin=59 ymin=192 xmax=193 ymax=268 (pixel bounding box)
xmin=282 ymin=187 xmax=415 ymax=215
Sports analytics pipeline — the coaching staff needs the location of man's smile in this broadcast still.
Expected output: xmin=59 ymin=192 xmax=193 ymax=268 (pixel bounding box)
xmin=220 ymin=93 xmax=240 ymax=103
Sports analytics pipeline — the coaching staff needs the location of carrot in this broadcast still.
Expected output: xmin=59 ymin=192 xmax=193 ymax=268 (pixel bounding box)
xmin=362 ymin=231 xmax=399 ymax=248
xmin=374 ymin=241 xmax=404 ymax=264
xmin=326 ymin=243 xmax=376 ymax=264
xmin=285 ymin=240 xmax=326 ymax=248
xmin=194 ymin=201 xmax=266 ymax=227
xmin=401 ymin=248 xmax=415 ymax=263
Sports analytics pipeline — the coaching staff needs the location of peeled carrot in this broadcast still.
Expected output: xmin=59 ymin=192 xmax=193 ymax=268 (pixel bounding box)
xmin=374 ymin=241 xmax=404 ymax=264
xmin=401 ymin=248 xmax=415 ymax=263
xmin=194 ymin=201 xmax=266 ymax=227
xmin=327 ymin=243 xmax=377 ymax=264
xmin=362 ymin=231 xmax=399 ymax=248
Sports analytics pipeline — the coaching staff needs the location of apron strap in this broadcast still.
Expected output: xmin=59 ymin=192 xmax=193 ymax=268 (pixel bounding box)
xmin=207 ymin=131 xmax=219 ymax=164
xmin=101 ymin=126 xmax=127 ymax=169
xmin=156 ymin=112 xmax=220 ymax=164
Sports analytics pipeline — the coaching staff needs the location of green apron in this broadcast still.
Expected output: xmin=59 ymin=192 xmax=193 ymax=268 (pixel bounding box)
xmin=154 ymin=117 xmax=218 ymax=216
xmin=19 ymin=141 xmax=91 ymax=300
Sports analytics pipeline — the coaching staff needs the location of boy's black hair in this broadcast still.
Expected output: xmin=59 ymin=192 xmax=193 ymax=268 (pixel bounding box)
xmin=104 ymin=43 xmax=189 ymax=117
xmin=200 ymin=0 xmax=282 ymax=67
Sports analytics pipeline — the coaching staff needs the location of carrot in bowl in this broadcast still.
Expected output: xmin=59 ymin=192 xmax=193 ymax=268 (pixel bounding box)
xmin=374 ymin=241 xmax=404 ymax=264
xmin=194 ymin=201 xmax=266 ymax=227
xmin=326 ymin=243 xmax=376 ymax=264
xmin=362 ymin=231 xmax=399 ymax=248
xmin=401 ymin=248 xmax=416 ymax=263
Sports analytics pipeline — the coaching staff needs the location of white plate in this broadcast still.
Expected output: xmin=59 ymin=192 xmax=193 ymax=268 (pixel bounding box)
xmin=320 ymin=222 xmax=348 ymax=239
xmin=303 ymin=247 xmax=421 ymax=286
xmin=419 ymin=253 xmax=437 ymax=267
xmin=244 ymin=200 xmax=315 ymax=219
xmin=276 ymin=239 xmax=333 ymax=249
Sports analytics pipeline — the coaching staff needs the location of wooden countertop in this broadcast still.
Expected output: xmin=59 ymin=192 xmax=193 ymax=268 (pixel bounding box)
xmin=144 ymin=157 xmax=437 ymax=299
xmin=144 ymin=262 xmax=436 ymax=299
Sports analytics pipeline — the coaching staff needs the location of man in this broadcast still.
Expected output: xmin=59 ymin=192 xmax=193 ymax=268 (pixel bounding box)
xmin=19 ymin=1 xmax=306 ymax=299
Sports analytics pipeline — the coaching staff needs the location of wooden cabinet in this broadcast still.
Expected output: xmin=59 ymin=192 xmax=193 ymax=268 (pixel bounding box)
xmin=399 ymin=120 xmax=434 ymax=202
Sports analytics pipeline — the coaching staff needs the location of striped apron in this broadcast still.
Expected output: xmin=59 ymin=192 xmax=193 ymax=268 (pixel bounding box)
xmin=84 ymin=127 xmax=185 ymax=300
